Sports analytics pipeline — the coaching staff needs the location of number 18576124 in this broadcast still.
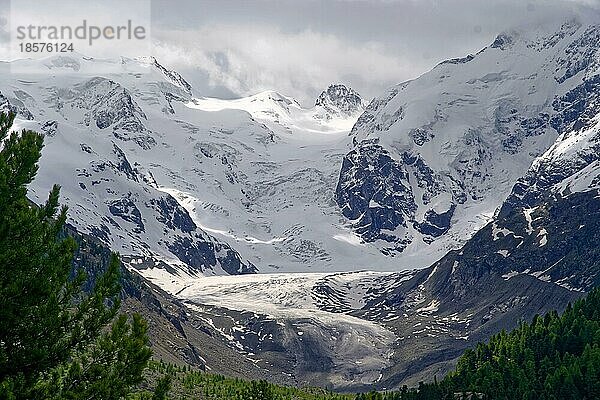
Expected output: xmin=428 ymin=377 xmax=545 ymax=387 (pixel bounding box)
xmin=18 ymin=42 xmax=74 ymax=53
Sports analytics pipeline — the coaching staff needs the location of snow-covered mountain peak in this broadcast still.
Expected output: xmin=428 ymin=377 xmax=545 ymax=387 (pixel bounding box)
xmin=336 ymin=18 xmax=600 ymax=265
xmin=134 ymin=56 xmax=193 ymax=95
xmin=315 ymin=84 xmax=365 ymax=118
xmin=4 ymin=17 xmax=598 ymax=280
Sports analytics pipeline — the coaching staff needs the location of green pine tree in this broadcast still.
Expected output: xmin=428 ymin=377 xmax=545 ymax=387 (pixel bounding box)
xmin=0 ymin=112 xmax=153 ymax=399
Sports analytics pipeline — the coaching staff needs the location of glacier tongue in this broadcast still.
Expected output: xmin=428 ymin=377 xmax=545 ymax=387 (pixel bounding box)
xmin=151 ymin=270 xmax=415 ymax=387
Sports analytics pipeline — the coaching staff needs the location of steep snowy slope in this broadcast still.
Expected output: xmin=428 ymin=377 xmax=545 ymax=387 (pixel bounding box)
xmin=368 ymin=116 xmax=600 ymax=386
xmin=1 ymin=55 xmax=257 ymax=276
xmin=182 ymin=84 xmax=408 ymax=273
xmin=336 ymin=19 xmax=600 ymax=267
xmin=501 ymin=76 xmax=600 ymax=214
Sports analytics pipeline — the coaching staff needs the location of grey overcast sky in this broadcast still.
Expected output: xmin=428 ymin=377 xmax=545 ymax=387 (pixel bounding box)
xmin=2 ymin=0 xmax=599 ymax=104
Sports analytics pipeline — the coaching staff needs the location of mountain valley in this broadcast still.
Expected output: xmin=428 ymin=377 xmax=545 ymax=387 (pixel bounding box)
xmin=2 ymin=16 xmax=600 ymax=391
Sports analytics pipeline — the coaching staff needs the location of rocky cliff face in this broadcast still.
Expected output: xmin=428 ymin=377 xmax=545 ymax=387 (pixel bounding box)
xmin=315 ymin=84 xmax=366 ymax=118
